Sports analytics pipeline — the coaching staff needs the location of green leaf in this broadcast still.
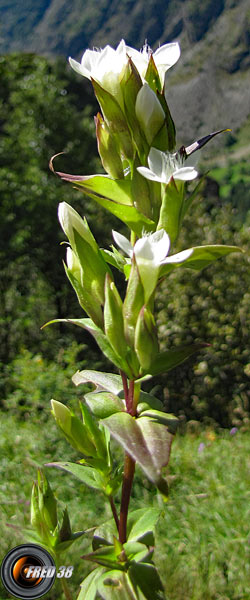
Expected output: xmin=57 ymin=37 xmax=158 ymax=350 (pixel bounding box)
xmin=128 ymin=562 xmax=166 ymax=600
xmin=77 ymin=567 xmax=106 ymax=600
xmin=148 ymin=343 xmax=208 ymax=376
xmin=102 ymin=412 xmax=172 ymax=496
xmin=160 ymin=244 xmax=243 ymax=275
xmin=127 ymin=508 xmax=161 ymax=546
xmin=123 ymin=541 xmax=152 ymax=563
xmin=46 ymin=461 xmax=107 ymax=492
xmin=93 ymin=508 xmax=161 ymax=551
xmin=137 ymin=391 xmax=164 ymax=414
xmin=55 ymin=171 xmax=155 ymax=236
xmin=57 ymin=172 xmax=133 ymax=205
xmin=91 ymin=79 xmax=134 ymax=159
xmin=144 ymin=55 xmax=162 ymax=94
xmin=72 ymin=370 xmax=123 ymax=394
xmin=97 ymin=570 xmax=137 ymax=600
xmin=85 ymin=391 xmax=125 ymax=419
xmin=82 ymin=545 xmax=126 ymax=570
xmin=138 ymin=409 xmax=179 ymax=434
xmin=100 ymin=248 xmax=126 ymax=273
xmin=42 ymin=318 xmax=132 ymax=376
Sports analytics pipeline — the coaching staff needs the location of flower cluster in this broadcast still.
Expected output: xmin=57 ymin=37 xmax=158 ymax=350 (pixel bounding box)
xmin=51 ymin=39 xmax=240 ymax=378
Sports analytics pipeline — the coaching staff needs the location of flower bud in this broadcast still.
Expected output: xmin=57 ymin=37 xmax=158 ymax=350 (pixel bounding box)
xmin=123 ymin=255 xmax=144 ymax=346
xmin=104 ymin=274 xmax=128 ymax=358
xmin=135 ymin=83 xmax=165 ymax=145
xmin=37 ymin=469 xmax=58 ymax=533
xmin=64 ymin=248 xmax=103 ymax=328
xmin=134 ymin=306 xmax=159 ymax=372
xmin=51 ymin=399 xmax=96 ymax=456
xmin=95 ymin=112 xmax=124 ymax=179
xmin=58 ymin=202 xmax=112 ymax=308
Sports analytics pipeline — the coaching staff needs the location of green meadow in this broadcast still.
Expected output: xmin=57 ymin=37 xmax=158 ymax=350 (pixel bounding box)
xmin=1 ymin=414 xmax=249 ymax=600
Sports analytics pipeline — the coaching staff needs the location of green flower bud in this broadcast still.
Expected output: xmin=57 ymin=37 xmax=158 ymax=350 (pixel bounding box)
xmin=58 ymin=202 xmax=112 ymax=306
xmin=95 ymin=112 xmax=124 ymax=179
xmin=51 ymin=400 xmax=96 ymax=457
xmin=37 ymin=469 xmax=58 ymax=533
xmin=30 ymin=482 xmax=41 ymax=531
xmin=64 ymin=248 xmax=103 ymax=328
xmin=135 ymin=83 xmax=165 ymax=145
xmin=123 ymin=255 xmax=144 ymax=346
xmin=104 ymin=274 xmax=128 ymax=357
xmin=134 ymin=306 xmax=159 ymax=372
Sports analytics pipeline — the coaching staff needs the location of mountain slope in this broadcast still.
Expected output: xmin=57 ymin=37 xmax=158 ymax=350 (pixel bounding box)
xmin=0 ymin=0 xmax=249 ymax=154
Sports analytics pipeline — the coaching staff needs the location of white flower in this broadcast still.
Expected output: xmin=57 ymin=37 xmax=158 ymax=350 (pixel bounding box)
xmin=125 ymin=41 xmax=181 ymax=86
xmin=135 ymin=83 xmax=165 ymax=144
xmin=69 ymin=40 xmax=128 ymax=106
xmin=113 ymin=229 xmax=193 ymax=302
xmin=137 ymin=147 xmax=198 ymax=184
xmin=58 ymin=202 xmax=97 ymax=252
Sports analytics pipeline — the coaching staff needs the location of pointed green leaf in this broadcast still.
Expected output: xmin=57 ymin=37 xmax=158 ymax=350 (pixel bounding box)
xmin=55 ymin=172 xmax=155 ymax=236
xmin=127 ymin=508 xmax=161 ymax=546
xmin=84 ymin=391 xmax=125 ymax=419
xmin=77 ymin=567 xmax=106 ymax=600
xmin=42 ymin=318 xmax=132 ymax=376
xmin=160 ymin=245 xmax=243 ymax=276
xmin=93 ymin=508 xmax=161 ymax=551
xmin=82 ymin=545 xmax=126 ymax=570
xmin=57 ymin=172 xmax=133 ymax=205
xmin=100 ymin=248 xmax=126 ymax=273
xmin=128 ymin=562 xmax=166 ymax=600
xmin=72 ymin=370 xmax=123 ymax=394
xmin=148 ymin=343 xmax=208 ymax=376
xmin=145 ymin=54 xmax=162 ymax=94
xmin=102 ymin=412 xmax=172 ymax=495
xmin=46 ymin=462 xmax=106 ymax=492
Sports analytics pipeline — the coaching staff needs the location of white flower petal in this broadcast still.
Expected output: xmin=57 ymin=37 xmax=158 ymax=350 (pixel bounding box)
xmin=81 ymin=48 xmax=101 ymax=71
xmin=162 ymin=248 xmax=193 ymax=264
xmin=148 ymin=147 xmax=165 ymax=179
xmin=154 ymin=42 xmax=181 ymax=69
xmin=112 ymin=230 xmax=133 ymax=257
xmin=68 ymin=57 xmax=91 ymax=79
xmin=173 ymin=167 xmax=198 ymax=181
xmin=137 ymin=166 xmax=163 ymax=183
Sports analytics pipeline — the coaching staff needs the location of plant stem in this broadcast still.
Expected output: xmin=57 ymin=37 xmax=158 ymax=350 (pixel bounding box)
xmin=119 ymin=452 xmax=135 ymax=544
xmin=121 ymin=370 xmax=129 ymax=407
xmin=109 ymin=495 xmax=119 ymax=532
xmin=60 ymin=577 xmax=73 ymax=600
xmin=128 ymin=379 xmax=135 ymax=415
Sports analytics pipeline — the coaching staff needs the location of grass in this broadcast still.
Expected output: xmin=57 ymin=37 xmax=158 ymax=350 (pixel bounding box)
xmin=0 ymin=413 xmax=249 ymax=600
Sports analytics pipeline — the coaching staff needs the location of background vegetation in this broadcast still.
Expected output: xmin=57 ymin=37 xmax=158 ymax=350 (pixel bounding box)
xmin=0 ymin=414 xmax=249 ymax=599
xmin=0 ymin=53 xmax=249 ymax=429
xmin=0 ymin=3 xmax=249 ymax=594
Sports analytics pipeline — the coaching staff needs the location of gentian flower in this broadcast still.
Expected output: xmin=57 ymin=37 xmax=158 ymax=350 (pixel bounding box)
xmin=69 ymin=40 xmax=128 ymax=106
xmin=113 ymin=229 xmax=193 ymax=302
xmin=69 ymin=40 xmax=180 ymax=104
xmin=137 ymin=147 xmax=198 ymax=184
xmin=125 ymin=41 xmax=181 ymax=86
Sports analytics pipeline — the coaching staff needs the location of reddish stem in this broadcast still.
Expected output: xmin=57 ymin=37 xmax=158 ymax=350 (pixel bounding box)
xmin=109 ymin=495 xmax=119 ymax=532
xmin=118 ymin=453 xmax=135 ymax=544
